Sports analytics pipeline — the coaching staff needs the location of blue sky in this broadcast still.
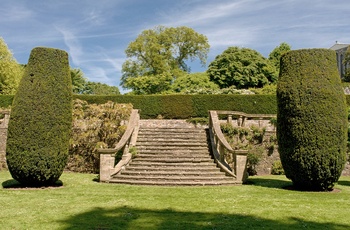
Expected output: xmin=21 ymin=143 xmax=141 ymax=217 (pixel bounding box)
xmin=1 ymin=0 xmax=349 ymax=93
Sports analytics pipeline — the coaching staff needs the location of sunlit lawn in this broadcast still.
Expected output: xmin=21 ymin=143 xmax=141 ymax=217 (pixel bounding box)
xmin=1 ymin=170 xmax=350 ymax=230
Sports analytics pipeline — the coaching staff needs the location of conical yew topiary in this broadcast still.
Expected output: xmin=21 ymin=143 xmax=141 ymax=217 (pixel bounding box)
xmin=6 ymin=47 xmax=72 ymax=186
xmin=277 ymin=49 xmax=347 ymax=191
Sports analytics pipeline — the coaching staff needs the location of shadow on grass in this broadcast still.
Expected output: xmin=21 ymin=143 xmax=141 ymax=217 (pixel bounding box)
xmin=248 ymin=177 xmax=346 ymax=192
xmin=2 ymin=179 xmax=63 ymax=189
xmin=337 ymin=180 xmax=350 ymax=187
xmin=58 ymin=206 xmax=350 ymax=230
xmin=246 ymin=176 xmax=292 ymax=189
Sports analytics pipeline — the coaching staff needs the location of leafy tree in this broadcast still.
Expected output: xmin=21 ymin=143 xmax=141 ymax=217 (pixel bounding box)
xmin=6 ymin=47 xmax=72 ymax=187
xmin=170 ymin=72 xmax=219 ymax=94
xmin=0 ymin=37 xmax=23 ymax=95
xmin=121 ymin=26 xmax=210 ymax=94
xmin=277 ymin=49 xmax=347 ymax=191
xmin=268 ymin=42 xmax=291 ymax=72
xmin=85 ymin=81 xmax=120 ymax=95
xmin=71 ymin=68 xmax=88 ymax=94
xmin=70 ymin=68 xmax=120 ymax=95
xmin=207 ymin=47 xmax=277 ymax=89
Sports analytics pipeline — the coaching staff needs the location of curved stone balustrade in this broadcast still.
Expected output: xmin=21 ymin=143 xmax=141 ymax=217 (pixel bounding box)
xmin=98 ymin=109 xmax=140 ymax=182
xmin=209 ymin=110 xmax=250 ymax=183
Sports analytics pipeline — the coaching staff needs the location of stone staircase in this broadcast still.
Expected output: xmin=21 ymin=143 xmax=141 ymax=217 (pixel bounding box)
xmin=109 ymin=120 xmax=239 ymax=186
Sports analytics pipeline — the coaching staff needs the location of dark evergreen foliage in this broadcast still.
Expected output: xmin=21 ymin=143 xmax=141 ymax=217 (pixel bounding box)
xmin=6 ymin=47 xmax=72 ymax=186
xmin=74 ymin=94 xmax=277 ymax=119
xmin=277 ymin=49 xmax=347 ymax=191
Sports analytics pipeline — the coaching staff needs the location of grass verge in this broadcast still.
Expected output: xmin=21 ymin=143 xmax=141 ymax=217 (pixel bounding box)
xmin=1 ymin=171 xmax=350 ymax=229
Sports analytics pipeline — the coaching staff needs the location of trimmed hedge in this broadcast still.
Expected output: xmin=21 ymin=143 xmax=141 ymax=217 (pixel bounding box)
xmin=2 ymin=93 xmax=350 ymax=119
xmin=277 ymin=49 xmax=347 ymax=191
xmin=6 ymin=47 xmax=72 ymax=186
xmin=74 ymin=94 xmax=277 ymax=118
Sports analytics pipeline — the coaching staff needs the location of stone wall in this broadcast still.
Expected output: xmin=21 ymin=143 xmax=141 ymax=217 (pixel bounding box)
xmin=0 ymin=110 xmax=10 ymax=170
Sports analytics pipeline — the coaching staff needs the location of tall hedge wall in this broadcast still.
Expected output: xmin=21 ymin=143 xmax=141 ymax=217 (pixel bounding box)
xmin=2 ymin=93 xmax=350 ymax=118
xmin=6 ymin=47 xmax=72 ymax=186
xmin=277 ymin=49 xmax=347 ymax=191
xmin=74 ymin=94 xmax=277 ymax=118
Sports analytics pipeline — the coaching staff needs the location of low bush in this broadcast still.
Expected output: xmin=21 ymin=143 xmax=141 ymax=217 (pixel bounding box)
xmin=271 ymin=160 xmax=285 ymax=175
xmin=67 ymin=99 xmax=132 ymax=173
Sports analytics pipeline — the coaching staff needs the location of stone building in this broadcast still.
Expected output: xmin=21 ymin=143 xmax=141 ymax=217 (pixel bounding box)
xmin=330 ymin=42 xmax=350 ymax=79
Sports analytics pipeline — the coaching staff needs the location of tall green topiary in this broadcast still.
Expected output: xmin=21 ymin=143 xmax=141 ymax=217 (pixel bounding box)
xmin=277 ymin=49 xmax=347 ymax=191
xmin=6 ymin=47 xmax=72 ymax=186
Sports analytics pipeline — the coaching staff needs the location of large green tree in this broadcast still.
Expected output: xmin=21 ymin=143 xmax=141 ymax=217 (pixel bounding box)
xmin=121 ymin=26 xmax=210 ymax=94
xmin=268 ymin=42 xmax=291 ymax=75
xmin=170 ymin=72 xmax=219 ymax=94
xmin=71 ymin=68 xmax=87 ymax=94
xmin=84 ymin=82 xmax=120 ymax=95
xmin=0 ymin=37 xmax=23 ymax=95
xmin=207 ymin=47 xmax=277 ymax=89
xmin=70 ymin=68 xmax=120 ymax=95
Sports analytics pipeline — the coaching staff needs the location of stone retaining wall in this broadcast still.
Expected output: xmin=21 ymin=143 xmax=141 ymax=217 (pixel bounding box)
xmin=0 ymin=111 xmax=10 ymax=170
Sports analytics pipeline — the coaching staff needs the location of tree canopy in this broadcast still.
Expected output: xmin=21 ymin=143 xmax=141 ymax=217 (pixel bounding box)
xmin=121 ymin=26 xmax=210 ymax=94
xmin=0 ymin=37 xmax=23 ymax=95
xmin=170 ymin=72 xmax=219 ymax=94
xmin=70 ymin=68 xmax=120 ymax=95
xmin=268 ymin=42 xmax=291 ymax=75
xmin=207 ymin=46 xmax=278 ymax=89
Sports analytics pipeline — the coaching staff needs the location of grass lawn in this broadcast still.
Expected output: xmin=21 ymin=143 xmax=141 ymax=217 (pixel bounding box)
xmin=1 ymin=171 xmax=350 ymax=230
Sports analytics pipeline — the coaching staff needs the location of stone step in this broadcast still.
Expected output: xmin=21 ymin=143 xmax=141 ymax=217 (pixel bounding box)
xmin=137 ymin=146 xmax=209 ymax=151
xmin=136 ymin=142 xmax=208 ymax=147
xmin=120 ymin=170 xmax=225 ymax=177
xmin=112 ymin=174 xmax=234 ymax=182
xmin=137 ymin=150 xmax=209 ymax=155
xmin=136 ymin=153 xmax=211 ymax=158
xmin=108 ymin=178 xmax=240 ymax=186
xmin=139 ymin=128 xmax=206 ymax=133
xmin=125 ymin=165 xmax=220 ymax=172
xmin=137 ymin=137 xmax=206 ymax=142
xmin=132 ymin=157 xmax=213 ymax=163
xmin=128 ymin=161 xmax=216 ymax=167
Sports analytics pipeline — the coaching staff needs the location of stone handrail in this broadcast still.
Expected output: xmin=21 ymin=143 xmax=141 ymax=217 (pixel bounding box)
xmin=98 ymin=109 xmax=140 ymax=182
xmin=216 ymin=110 xmax=276 ymax=127
xmin=209 ymin=110 xmax=248 ymax=183
xmin=0 ymin=109 xmax=10 ymax=128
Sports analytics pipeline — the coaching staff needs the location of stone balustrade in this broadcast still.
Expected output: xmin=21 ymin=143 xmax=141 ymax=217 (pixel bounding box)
xmin=0 ymin=110 xmax=10 ymax=170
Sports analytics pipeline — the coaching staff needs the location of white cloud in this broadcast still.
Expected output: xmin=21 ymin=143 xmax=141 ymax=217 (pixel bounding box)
xmin=55 ymin=26 xmax=84 ymax=66
xmin=0 ymin=3 xmax=34 ymax=22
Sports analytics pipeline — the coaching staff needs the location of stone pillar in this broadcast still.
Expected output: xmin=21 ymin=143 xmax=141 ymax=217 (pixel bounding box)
xmin=234 ymin=150 xmax=248 ymax=183
xmin=0 ymin=111 xmax=10 ymax=170
xmin=99 ymin=153 xmax=115 ymax=182
xmin=227 ymin=115 xmax=232 ymax=124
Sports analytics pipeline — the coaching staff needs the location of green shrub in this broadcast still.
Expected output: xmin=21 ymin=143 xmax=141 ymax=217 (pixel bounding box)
xmin=186 ymin=117 xmax=208 ymax=126
xmin=277 ymin=49 xmax=347 ymax=191
xmin=6 ymin=47 xmax=72 ymax=186
xmin=271 ymin=160 xmax=285 ymax=175
xmin=68 ymin=99 xmax=132 ymax=173
xmin=0 ymin=95 xmax=14 ymax=108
